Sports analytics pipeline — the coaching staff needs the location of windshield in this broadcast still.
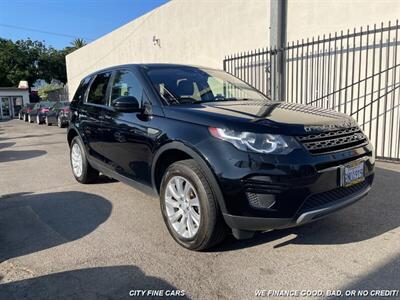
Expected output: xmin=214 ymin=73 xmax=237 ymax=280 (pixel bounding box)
xmin=144 ymin=66 xmax=268 ymax=105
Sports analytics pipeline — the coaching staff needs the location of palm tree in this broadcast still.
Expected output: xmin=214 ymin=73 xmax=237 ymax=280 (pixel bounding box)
xmin=70 ymin=38 xmax=87 ymax=49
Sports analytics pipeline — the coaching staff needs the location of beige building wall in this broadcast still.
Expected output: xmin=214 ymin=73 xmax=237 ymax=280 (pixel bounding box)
xmin=66 ymin=0 xmax=400 ymax=99
xmin=287 ymin=0 xmax=400 ymax=41
xmin=66 ymin=0 xmax=270 ymax=99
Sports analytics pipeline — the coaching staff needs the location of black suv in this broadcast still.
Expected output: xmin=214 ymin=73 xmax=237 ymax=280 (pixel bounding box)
xmin=68 ymin=64 xmax=374 ymax=250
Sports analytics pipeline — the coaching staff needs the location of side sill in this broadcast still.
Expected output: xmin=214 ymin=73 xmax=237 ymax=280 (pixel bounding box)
xmin=88 ymin=157 xmax=158 ymax=198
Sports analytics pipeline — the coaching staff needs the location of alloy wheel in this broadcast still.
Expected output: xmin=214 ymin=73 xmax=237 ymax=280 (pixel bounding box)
xmin=165 ymin=176 xmax=201 ymax=238
xmin=71 ymin=143 xmax=83 ymax=177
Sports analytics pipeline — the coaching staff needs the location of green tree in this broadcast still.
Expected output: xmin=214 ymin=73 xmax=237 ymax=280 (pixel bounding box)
xmin=70 ymin=38 xmax=87 ymax=49
xmin=0 ymin=37 xmax=87 ymax=88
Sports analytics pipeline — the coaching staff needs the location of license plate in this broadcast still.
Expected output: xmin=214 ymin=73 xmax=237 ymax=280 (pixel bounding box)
xmin=342 ymin=161 xmax=365 ymax=187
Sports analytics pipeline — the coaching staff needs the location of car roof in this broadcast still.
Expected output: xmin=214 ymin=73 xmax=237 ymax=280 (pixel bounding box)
xmin=83 ymin=63 xmax=221 ymax=79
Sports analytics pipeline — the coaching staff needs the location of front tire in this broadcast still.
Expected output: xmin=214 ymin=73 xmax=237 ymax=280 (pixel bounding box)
xmin=70 ymin=136 xmax=99 ymax=184
xmin=46 ymin=116 xmax=52 ymax=126
xmin=160 ymin=159 xmax=227 ymax=250
xmin=28 ymin=115 xmax=32 ymax=123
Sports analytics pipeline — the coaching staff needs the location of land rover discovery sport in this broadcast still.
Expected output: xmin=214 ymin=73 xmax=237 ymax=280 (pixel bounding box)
xmin=67 ymin=64 xmax=374 ymax=250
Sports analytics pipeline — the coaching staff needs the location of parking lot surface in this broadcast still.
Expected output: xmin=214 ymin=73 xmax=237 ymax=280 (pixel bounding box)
xmin=0 ymin=119 xmax=399 ymax=299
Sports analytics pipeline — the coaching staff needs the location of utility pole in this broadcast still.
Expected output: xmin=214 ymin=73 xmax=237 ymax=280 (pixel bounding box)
xmin=270 ymin=0 xmax=287 ymax=101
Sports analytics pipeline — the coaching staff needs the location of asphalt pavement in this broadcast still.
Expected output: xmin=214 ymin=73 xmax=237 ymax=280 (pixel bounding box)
xmin=0 ymin=119 xmax=399 ymax=299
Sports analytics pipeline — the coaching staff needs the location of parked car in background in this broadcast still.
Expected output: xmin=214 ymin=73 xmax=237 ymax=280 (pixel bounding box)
xmin=67 ymin=64 xmax=375 ymax=250
xmin=28 ymin=101 xmax=54 ymax=124
xmin=45 ymin=101 xmax=70 ymax=127
xmin=19 ymin=103 xmax=36 ymax=121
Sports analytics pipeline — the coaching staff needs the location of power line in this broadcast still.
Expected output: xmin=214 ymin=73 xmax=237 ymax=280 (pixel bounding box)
xmin=0 ymin=23 xmax=94 ymax=41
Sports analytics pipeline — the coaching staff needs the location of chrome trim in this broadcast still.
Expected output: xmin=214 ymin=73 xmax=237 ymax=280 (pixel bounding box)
xmin=296 ymin=185 xmax=371 ymax=224
xmin=317 ymin=156 xmax=369 ymax=173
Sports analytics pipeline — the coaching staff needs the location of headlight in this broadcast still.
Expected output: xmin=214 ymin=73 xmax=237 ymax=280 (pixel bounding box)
xmin=209 ymin=127 xmax=300 ymax=154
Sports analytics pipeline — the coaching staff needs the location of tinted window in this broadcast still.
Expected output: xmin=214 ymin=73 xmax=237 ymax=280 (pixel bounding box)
xmin=145 ymin=67 xmax=267 ymax=105
xmin=110 ymin=70 xmax=143 ymax=104
xmin=73 ymin=76 xmax=92 ymax=102
xmin=87 ymin=72 xmax=112 ymax=105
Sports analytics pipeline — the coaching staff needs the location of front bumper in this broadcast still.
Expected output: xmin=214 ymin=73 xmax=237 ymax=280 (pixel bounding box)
xmin=197 ymin=138 xmax=375 ymax=232
xmin=223 ymin=180 xmax=371 ymax=231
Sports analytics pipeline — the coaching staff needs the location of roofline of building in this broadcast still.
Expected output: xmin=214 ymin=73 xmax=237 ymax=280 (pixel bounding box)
xmin=0 ymin=87 xmax=29 ymax=91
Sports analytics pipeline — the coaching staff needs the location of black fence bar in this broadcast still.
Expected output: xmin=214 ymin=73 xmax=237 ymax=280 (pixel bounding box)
xmin=223 ymin=20 xmax=400 ymax=161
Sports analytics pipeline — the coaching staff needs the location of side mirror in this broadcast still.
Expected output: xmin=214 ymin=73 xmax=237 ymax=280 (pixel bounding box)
xmin=112 ymin=96 xmax=142 ymax=113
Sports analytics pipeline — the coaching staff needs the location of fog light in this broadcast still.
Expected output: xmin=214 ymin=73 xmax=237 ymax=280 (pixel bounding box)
xmin=246 ymin=192 xmax=276 ymax=209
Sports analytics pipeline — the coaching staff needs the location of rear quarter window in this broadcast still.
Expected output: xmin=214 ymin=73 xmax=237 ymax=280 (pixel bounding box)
xmin=73 ymin=76 xmax=92 ymax=102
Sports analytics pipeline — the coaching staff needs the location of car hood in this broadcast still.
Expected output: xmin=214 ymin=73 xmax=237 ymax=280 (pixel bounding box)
xmin=164 ymin=100 xmax=357 ymax=135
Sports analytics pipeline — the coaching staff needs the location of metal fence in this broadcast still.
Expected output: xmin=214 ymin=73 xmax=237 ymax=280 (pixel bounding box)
xmin=223 ymin=20 xmax=400 ymax=161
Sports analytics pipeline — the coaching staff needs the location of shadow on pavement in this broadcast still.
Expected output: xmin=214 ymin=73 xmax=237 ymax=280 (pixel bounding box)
xmin=340 ymin=254 xmax=400 ymax=292
xmin=0 ymin=150 xmax=47 ymax=163
xmin=96 ymin=175 xmax=118 ymax=184
xmin=0 ymin=142 xmax=15 ymax=150
xmin=213 ymin=167 xmax=400 ymax=251
xmin=0 ymin=191 xmax=112 ymax=262
xmin=0 ymin=265 xmax=187 ymax=300
xmin=0 ymin=132 xmax=65 ymax=142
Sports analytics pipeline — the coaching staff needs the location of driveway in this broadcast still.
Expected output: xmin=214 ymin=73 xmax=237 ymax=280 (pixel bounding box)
xmin=0 ymin=119 xmax=399 ymax=299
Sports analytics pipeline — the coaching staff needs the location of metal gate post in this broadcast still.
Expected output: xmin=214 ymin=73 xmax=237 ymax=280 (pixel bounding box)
xmin=270 ymin=0 xmax=287 ymax=101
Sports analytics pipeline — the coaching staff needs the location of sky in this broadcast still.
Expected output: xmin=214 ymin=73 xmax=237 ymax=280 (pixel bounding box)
xmin=0 ymin=0 xmax=169 ymax=49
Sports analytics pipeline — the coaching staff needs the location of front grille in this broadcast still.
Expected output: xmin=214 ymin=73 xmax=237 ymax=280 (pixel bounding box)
xmin=298 ymin=180 xmax=369 ymax=213
xmin=297 ymin=126 xmax=368 ymax=154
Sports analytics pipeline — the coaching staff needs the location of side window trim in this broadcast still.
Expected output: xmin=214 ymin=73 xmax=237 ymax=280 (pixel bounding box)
xmin=106 ymin=71 xmax=117 ymax=107
xmin=82 ymin=75 xmax=94 ymax=103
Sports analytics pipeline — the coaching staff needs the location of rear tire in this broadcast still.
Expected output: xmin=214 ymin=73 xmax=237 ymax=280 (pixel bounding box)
xmin=57 ymin=116 xmax=64 ymax=128
xmin=28 ymin=115 xmax=32 ymax=123
xmin=46 ymin=117 xmax=52 ymax=126
xmin=160 ymin=159 xmax=227 ymax=250
xmin=70 ymin=136 xmax=99 ymax=184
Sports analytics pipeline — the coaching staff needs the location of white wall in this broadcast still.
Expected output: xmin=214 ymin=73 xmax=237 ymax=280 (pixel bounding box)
xmin=66 ymin=0 xmax=400 ymax=99
xmin=66 ymin=0 xmax=270 ymax=99
xmin=287 ymin=0 xmax=400 ymax=42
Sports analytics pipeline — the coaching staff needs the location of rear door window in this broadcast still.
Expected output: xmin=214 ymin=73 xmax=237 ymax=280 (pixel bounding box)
xmin=87 ymin=72 xmax=112 ymax=106
xmin=73 ymin=76 xmax=92 ymax=102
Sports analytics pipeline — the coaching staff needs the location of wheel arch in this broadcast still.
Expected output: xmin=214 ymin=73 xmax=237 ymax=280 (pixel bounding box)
xmin=151 ymin=141 xmax=227 ymax=213
xmin=67 ymin=127 xmax=79 ymax=146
